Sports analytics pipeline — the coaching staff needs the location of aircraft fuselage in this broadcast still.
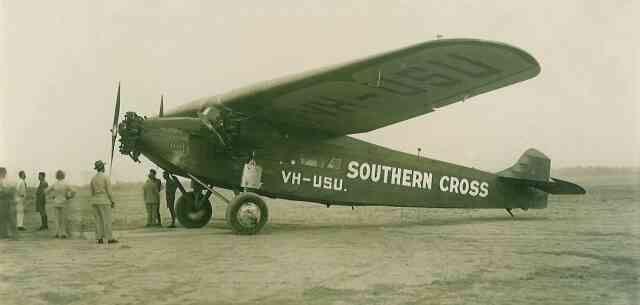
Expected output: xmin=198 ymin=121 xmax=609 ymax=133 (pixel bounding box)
xmin=134 ymin=123 xmax=547 ymax=210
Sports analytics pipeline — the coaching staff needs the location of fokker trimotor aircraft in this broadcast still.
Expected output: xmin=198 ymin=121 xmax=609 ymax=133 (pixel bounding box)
xmin=112 ymin=38 xmax=585 ymax=234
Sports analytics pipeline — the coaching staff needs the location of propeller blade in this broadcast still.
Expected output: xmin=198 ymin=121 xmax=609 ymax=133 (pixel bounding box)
xmin=159 ymin=94 xmax=164 ymax=117
xmin=110 ymin=82 xmax=121 ymax=174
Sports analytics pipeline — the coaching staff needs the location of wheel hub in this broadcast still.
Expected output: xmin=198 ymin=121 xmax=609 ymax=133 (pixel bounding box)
xmin=188 ymin=210 xmax=206 ymax=220
xmin=237 ymin=203 xmax=260 ymax=228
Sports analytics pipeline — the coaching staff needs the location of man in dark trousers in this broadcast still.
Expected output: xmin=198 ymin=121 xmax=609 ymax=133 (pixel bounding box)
xmin=36 ymin=172 xmax=49 ymax=230
xmin=163 ymin=172 xmax=178 ymax=228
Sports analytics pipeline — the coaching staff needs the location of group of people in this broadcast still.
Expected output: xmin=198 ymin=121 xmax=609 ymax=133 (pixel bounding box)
xmin=143 ymin=169 xmax=178 ymax=228
xmin=0 ymin=160 xmax=182 ymax=243
xmin=0 ymin=160 xmax=117 ymax=243
xmin=1 ymin=167 xmax=77 ymax=239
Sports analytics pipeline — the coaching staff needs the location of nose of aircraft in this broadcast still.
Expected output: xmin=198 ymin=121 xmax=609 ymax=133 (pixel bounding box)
xmin=118 ymin=112 xmax=204 ymax=171
xmin=118 ymin=111 xmax=145 ymax=162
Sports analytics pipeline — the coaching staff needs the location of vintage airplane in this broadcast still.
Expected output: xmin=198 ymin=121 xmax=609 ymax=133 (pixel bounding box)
xmin=112 ymin=38 xmax=585 ymax=234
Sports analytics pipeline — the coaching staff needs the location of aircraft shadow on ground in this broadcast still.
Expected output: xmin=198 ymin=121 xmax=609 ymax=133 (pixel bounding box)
xmin=6 ymin=215 xmax=548 ymax=240
xmin=234 ymin=215 xmax=551 ymax=235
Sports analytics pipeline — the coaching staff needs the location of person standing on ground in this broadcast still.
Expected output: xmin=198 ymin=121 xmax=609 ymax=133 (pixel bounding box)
xmin=155 ymin=175 xmax=163 ymax=227
xmin=90 ymin=160 xmax=118 ymax=244
xmin=0 ymin=168 xmax=7 ymax=238
xmin=192 ymin=179 xmax=203 ymax=209
xmin=15 ymin=171 xmax=28 ymax=231
xmin=163 ymin=172 xmax=178 ymax=228
xmin=35 ymin=172 xmax=49 ymax=230
xmin=47 ymin=170 xmax=75 ymax=239
xmin=0 ymin=167 xmax=18 ymax=240
xmin=143 ymin=169 xmax=162 ymax=227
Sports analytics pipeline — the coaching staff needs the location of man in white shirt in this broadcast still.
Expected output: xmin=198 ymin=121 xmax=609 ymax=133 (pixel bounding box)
xmin=16 ymin=171 xmax=27 ymax=231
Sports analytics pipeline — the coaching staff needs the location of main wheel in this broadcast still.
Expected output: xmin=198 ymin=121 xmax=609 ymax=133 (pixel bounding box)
xmin=225 ymin=192 xmax=268 ymax=235
xmin=176 ymin=191 xmax=212 ymax=228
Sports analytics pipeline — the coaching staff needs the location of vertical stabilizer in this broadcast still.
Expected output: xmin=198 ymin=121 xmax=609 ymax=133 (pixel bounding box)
xmin=498 ymin=148 xmax=550 ymax=182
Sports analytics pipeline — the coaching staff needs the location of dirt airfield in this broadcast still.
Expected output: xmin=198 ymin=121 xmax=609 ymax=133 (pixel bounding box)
xmin=1 ymin=173 xmax=638 ymax=305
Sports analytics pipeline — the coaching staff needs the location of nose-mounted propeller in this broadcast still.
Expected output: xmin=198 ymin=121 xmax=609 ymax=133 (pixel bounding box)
xmin=109 ymin=82 xmax=121 ymax=175
xmin=110 ymin=83 xmax=166 ymax=166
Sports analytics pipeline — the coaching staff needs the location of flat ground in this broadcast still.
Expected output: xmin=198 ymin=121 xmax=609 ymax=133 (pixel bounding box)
xmin=1 ymin=174 xmax=638 ymax=305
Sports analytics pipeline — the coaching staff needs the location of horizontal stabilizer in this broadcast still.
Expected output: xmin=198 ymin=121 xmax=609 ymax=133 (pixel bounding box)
xmin=499 ymin=176 xmax=586 ymax=195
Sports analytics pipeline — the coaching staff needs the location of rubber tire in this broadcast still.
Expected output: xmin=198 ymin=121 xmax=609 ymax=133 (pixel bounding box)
xmin=176 ymin=191 xmax=212 ymax=228
xmin=225 ymin=192 xmax=269 ymax=235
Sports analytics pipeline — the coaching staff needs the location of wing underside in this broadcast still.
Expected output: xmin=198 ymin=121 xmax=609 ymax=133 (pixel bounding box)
xmin=218 ymin=38 xmax=540 ymax=135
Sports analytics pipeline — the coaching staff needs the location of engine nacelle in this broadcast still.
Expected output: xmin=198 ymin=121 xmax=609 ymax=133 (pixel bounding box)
xmin=198 ymin=106 xmax=232 ymax=148
xmin=200 ymin=106 xmax=223 ymax=128
xmin=198 ymin=105 xmax=291 ymax=154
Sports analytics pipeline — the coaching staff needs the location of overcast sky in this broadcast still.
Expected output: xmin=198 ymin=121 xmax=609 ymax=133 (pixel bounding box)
xmin=1 ymin=1 xmax=638 ymax=184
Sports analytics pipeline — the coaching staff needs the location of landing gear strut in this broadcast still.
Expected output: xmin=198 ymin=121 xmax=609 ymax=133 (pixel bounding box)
xmin=170 ymin=158 xmax=270 ymax=234
xmin=505 ymin=208 xmax=514 ymax=218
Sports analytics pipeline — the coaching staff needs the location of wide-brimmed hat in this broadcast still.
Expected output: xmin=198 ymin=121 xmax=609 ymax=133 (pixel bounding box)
xmin=94 ymin=160 xmax=106 ymax=170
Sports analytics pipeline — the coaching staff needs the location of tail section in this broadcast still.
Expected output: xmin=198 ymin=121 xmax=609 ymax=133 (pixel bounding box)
xmin=499 ymin=148 xmax=551 ymax=182
xmin=498 ymin=149 xmax=586 ymax=195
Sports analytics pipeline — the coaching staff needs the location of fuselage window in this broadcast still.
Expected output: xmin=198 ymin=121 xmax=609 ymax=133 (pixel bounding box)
xmin=326 ymin=158 xmax=342 ymax=170
xmin=300 ymin=157 xmax=319 ymax=167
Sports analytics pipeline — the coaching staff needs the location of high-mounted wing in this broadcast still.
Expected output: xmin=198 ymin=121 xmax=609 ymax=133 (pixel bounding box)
xmin=175 ymin=39 xmax=541 ymax=136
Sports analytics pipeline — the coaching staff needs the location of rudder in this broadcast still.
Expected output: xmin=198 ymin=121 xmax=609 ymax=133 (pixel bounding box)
xmin=498 ymin=148 xmax=550 ymax=182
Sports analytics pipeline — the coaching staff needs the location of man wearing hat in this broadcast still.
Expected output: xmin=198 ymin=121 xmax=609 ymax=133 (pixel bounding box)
xmin=89 ymin=160 xmax=118 ymax=244
xmin=143 ymin=169 xmax=162 ymax=227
